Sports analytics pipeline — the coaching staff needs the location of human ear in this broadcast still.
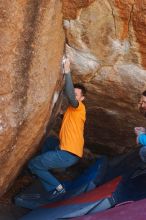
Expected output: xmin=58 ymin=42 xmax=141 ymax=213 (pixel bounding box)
xmin=81 ymin=96 xmax=85 ymax=101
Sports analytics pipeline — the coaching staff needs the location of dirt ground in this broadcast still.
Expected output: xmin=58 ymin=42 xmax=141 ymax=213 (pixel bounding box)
xmin=0 ymin=204 xmax=28 ymax=220
xmin=0 ymin=174 xmax=32 ymax=220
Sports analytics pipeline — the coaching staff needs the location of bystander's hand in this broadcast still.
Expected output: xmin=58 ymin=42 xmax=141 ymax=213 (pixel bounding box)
xmin=134 ymin=127 xmax=145 ymax=145
xmin=134 ymin=127 xmax=146 ymax=136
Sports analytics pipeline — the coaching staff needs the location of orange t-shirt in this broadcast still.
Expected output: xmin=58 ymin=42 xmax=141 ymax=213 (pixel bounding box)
xmin=59 ymin=102 xmax=86 ymax=157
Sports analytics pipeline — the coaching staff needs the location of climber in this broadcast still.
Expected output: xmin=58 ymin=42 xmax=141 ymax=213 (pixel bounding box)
xmin=134 ymin=90 xmax=146 ymax=162
xmin=28 ymin=57 xmax=86 ymax=200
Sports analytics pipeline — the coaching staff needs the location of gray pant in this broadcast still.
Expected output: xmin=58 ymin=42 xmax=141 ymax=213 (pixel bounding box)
xmin=139 ymin=146 xmax=146 ymax=162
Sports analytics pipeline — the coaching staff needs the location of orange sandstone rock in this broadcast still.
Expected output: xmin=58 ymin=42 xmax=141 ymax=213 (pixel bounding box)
xmin=0 ymin=0 xmax=64 ymax=195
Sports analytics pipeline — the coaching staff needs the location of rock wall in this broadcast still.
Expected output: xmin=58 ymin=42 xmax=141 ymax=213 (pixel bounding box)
xmin=62 ymin=0 xmax=146 ymax=154
xmin=0 ymin=0 xmax=64 ymax=195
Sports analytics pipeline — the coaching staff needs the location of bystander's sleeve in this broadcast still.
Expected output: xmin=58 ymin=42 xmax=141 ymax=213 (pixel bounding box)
xmin=65 ymin=73 xmax=79 ymax=108
xmin=138 ymin=133 xmax=146 ymax=146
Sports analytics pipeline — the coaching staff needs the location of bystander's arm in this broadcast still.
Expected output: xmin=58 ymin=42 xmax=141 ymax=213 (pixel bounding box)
xmin=137 ymin=133 xmax=146 ymax=146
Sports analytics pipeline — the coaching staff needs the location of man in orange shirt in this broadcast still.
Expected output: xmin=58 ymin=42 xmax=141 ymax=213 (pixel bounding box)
xmin=29 ymin=58 xmax=86 ymax=199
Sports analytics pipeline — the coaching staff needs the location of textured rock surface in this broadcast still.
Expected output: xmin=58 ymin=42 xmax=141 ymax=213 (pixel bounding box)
xmin=1 ymin=0 xmax=146 ymax=196
xmin=0 ymin=0 xmax=64 ymax=195
xmin=62 ymin=0 xmax=146 ymax=154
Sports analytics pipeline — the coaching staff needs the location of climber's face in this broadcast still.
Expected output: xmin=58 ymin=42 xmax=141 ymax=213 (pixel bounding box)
xmin=138 ymin=95 xmax=146 ymax=117
xmin=74 ymin=88 xmax=85 ymax=102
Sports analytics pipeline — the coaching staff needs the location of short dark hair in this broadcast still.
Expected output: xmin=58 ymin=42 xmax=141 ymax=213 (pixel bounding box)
xmin=74 ymin=83 xmax=86 ymax=96
xmin=142 ymin=90 xmax=146 ymax=96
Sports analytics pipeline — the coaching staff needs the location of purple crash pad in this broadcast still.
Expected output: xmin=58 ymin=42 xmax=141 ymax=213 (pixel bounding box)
xmin=76 ymin=199 xmax=146 ymax=220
